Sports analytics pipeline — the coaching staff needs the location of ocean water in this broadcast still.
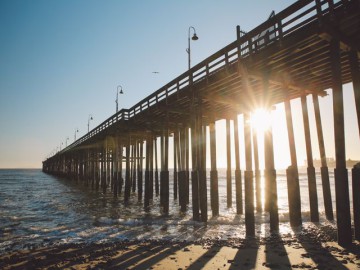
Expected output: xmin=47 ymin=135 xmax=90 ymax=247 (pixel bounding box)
xmin=0 ymin=168 xmax=353 ymax=254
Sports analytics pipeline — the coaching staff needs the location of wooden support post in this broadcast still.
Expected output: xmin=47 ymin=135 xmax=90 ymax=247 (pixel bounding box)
xmin=119 ymin=143 xmax=123 ymax=196
xmin=209 ymin=120 xmax=219 ymax=216
xmin=160 ymin=126 xmax=170 ymax=214
xmin=284 ymin=99 xmax=302 ymax=227
xmin=132 ymin=143 xmax=137 ymax=193
xmin=85 ymin=151 xmax=89 ymax=186
xmin=199 ymin=124 xmax=207 ymax=222
xmin=185 ymin=126 xmax=190 ymax=205
xmin=178 ymin=128 xmax=187 ymax=212
xmin=77 ymin=154 xmax=81 ymax=182
xmin=234 ymin=115 xmax=243 ymax=215
xmin=174 ymin=128 xmax=181 ymax=204
xmin=129 ymin=144 xmax=133 ymax=192
xmin=95 ymin=149 xmax=100 ymax=190
xmin=114 ymin=138 xmax=118 ymax=198
xmin=244 ymin=113 xmax=255 ymax=236
xmin=93 ymin=151 xmax=96 ymax=189
xmin=109 ymin=148 xmax=112 ymax=191
xmin=101 ymin=148 xmax=106 ymax=193
xmin=349 ymin=50 xmax=360 ymax=138
xmin=138 ymin=140 xmax=143 ymax=201
xmin=191 ymin=116 xmax=200 ymax=221
xmin=331 ymin=39 xmax=352 ymax=246
xmin=252 ymin=126 xmax=262 ymax=213
xmin=154 ymin=138 xmax=159 ymax=196
xmin=173 ymin=133 xmax=178 ymax=200
xmin=149 ymin=137 xmax=154 ymax=200
xmin=264 ymin=111 xmax=279 ymax=232
xmin=124 ymin=140 xmax=131 ymax=204
xmin=160 ymin=133 xmax=164 ymax=207
xmin=226 ymin=119 xmax=232 ymax=208
xmin=103 ymin=148 xmax=111 ymax=194
xmin=89 ymin=151 xmax=94 ymax=189
xmin=312 ymin=94 xmax=333 ymax=220
xmin=301 ymin=95 xmax=319 ymax=222
xmin=352 ymin=164 xmax=360 ymax=240
xmin=144 ymin=137 xmax=150 ymax=209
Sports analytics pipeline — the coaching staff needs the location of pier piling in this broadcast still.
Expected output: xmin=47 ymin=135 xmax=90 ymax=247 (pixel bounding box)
xmin=234 ymin=115 xmax=243 ymax=215
xmin=284 ymin=99 xmax=302 ymax=227
xmin=244 ymin=113 xmax=255 ymax=236
xmin=331 ymin=38 xmax=352 ymax=246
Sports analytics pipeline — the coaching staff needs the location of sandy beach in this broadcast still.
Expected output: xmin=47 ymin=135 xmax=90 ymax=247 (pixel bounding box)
xmin=1 ymin=224 xmax=359 ymax=270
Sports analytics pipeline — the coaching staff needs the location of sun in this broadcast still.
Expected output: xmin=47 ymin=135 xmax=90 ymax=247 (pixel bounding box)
xmin=251 ymin=108 xmax=271 ymax=133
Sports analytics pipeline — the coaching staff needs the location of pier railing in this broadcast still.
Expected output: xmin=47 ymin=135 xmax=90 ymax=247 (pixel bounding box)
xmin=56 ymin=0 xmax=344 ymax=157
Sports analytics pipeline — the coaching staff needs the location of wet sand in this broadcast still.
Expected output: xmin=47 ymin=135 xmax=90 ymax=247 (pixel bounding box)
xmin=1 ymin=225 xmax=359 ymax=269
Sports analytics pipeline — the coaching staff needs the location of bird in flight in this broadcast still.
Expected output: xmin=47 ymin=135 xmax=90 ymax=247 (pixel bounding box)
xmin=152 ymin=71 xmax=159 ymax=74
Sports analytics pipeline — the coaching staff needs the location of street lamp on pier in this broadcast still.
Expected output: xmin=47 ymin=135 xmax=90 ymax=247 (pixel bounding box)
xmin=186 ymin=26 xmax=199 ymax=70
xmin=87 ymin=114 xmax=93 ymax=133
xmin=116 ymin=85 xmax=124 ymax=113
xmin=74 ymin=128 xmax=79 ymax=141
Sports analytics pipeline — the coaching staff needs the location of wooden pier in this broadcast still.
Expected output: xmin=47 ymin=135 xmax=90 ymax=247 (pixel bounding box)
xmin=43 ymin=0 xmax=360 ymax=247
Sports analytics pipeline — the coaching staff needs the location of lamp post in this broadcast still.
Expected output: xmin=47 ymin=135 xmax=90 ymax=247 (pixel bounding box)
xmin=116 ymin=85 xmax=124 ymax=113
xmin=74 ymin=128 xmax=79 ymax=141
xmin=187 ymin=26 xmax=199 ymax=70
xmin=88 ymin=114 xmax=93 ymax=133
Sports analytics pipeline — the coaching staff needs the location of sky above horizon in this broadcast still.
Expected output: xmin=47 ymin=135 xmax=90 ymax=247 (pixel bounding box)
xmin=0 ymin=0 xmax=359 ymax=169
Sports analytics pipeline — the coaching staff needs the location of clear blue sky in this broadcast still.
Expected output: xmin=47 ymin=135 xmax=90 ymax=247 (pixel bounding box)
xmin=0 ymin=0 xmax=359 ymax=168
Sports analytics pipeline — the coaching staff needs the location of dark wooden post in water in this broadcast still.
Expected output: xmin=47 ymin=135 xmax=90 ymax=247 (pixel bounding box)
xmin=84 ymin=150 xmax=89 ymax=186
xmin=252 ymin=126 xmax=262 ymax=213
xmin=154 ymin=138 xmax=159 ymax=196
xmin=160 ymin=125 xmax=170 ymax=214
xmin=349 ymin=49 xmax=360 ymax=240
xmin=284 ymin=99 xmax=302 ymax=227
xmin=124 ymin=140 xmax=131 ymax=203
xmin=95 ymin=148 xmax=100 ymax=190
xmin=198 ymin=122 xmax=208 ymax=222
xmin=226 ymin=119 xmax=232 ymax=208
xmin=349 ymin=50 xmax=360 ymax=136
xmin=209 ymin=120 xmax=219 ymax=216
xmin=244 ymin=113 xmax=255 ymax=236
xmin=106 ymin=146 xmax=111 ymax=193
xmin=89 ymin=151 xmax=95 ymax=189
xmin=312 ymin=94 xmax=333 ymax=220
xmin=234 ymin=115 xmax=243 ymax=215
xmin=132 ymin=142 xmax=137 ymax=193
xmin=137 ymin=140 xmax=143 ymax=201
xmin=144 ymin=136 xmax=150 ymax=209
xmin=330 ymin=39 xmax=352 ymax=246
xmin=301 ymin=95 xmax=319 ymax=222
xmin=118 ymin=142 xmax=123 ymax=196
xmin=352 ymin=164 xmax=360 ymax=240
xmin=264 ymin=110 xmax=279 ymax=232
xmin=191 ymin=110 xmax=200 ymax=221
xmin=178 ymin=127 xmax=187 ymax=212
xmin=149 ymin=137 xmax=154 ymax=200
xmin=173 ymin=133 xmax=178 ymax=200
xmin=101 ymin=147 xmax=106 ymax=193
xmin=174 ymin=128 xmax=180 ymax=205
xmin=185 ymin=126 xmax=190 ymax=205
xmin=113 ymin=137 xmax=119 ymax=197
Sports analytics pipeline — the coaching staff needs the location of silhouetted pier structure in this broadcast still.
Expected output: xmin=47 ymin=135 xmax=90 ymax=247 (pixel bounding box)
xmin=43 ymin=0 xmax=360 ymax=247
